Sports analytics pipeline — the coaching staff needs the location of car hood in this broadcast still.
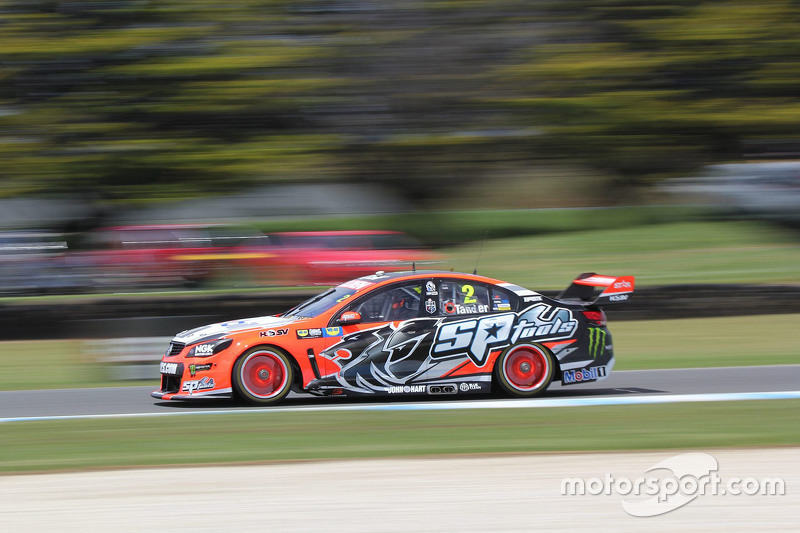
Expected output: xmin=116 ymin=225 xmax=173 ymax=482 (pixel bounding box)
xmin=173 ymin=315 xmax=297 ymax=344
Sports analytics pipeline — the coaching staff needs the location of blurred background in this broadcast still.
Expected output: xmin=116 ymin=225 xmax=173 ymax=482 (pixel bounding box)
xmin=1 ymin=0 xmax=799 ymax=383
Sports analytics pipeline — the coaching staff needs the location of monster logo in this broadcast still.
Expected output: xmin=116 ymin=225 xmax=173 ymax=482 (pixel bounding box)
xmin=588 ymin=327 xmax=607 ymax=359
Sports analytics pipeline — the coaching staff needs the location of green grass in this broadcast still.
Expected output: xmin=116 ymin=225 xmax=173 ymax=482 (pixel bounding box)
xmin=613 ymin=314 xmax=800 ymax=370
xmin=443 ymin=221 xmax=800 ymax=288
xmin=253 ymin=205 xmax=710 ymax=245
xmin=0 ymin=340 xmax=151 ymax=390
xmin=0 ymin=314 xmax=796 ymax=391
xmin=1 ymin=400 xmax=798 ymax=473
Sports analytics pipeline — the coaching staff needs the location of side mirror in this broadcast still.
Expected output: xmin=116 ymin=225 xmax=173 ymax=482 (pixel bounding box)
xmin=338 ymin=311 xmax=362 ymax=325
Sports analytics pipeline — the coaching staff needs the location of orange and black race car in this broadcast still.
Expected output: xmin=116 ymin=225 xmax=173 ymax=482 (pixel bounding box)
xmin=152 ymin=270 xmax=634 ymax=405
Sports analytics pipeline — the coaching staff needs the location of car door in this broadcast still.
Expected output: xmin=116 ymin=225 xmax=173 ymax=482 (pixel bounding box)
xmin=321 ymin=279 xmax=437 ymax=392
xmin=425 ymin=279 xmax=520 ymax=390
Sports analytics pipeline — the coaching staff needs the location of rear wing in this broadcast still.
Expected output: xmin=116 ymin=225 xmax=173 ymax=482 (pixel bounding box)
xmin=557 ymin=273 xmax=634 ymax=306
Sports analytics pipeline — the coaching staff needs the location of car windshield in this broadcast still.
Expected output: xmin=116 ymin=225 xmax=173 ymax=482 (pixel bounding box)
xmin=283 ymin=286 xmax=358 ymax=319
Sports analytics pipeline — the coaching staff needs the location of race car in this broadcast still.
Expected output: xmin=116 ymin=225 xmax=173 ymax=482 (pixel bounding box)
xmin=152 ymin=270 xmax=634 ymax=405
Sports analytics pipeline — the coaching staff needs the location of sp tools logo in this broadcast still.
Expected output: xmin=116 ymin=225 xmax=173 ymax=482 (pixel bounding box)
xmin=588 ymin=327 xmax=607 ymax=359
xmin=431 ymin=303 xmax=578 ymax=366
xmin=181 ymin=377 xmax=215 ymax=394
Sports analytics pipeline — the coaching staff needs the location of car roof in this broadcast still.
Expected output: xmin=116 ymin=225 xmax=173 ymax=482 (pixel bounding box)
xmin=354 ymin=270 xmax=507 ymax=288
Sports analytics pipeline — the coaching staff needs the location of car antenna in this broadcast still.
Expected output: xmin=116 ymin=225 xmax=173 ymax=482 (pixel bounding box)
xmin=412 ymin=261 xmax=416 ymax=272
xmin=473 ymin=231 xmax=488 ymax=275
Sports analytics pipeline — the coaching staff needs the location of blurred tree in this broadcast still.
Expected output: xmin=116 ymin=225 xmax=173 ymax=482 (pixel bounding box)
xmin=0 ymin=0 xmax=551 ymax=206
xmin=0 ymin=0 xmax=348 ymax=200
xmin=496 ymin=0 xmax=800 ymax=187
xmin=1 ymin=0 xmax=798 ymax=207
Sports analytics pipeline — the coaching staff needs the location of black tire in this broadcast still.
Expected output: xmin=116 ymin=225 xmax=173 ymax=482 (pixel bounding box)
xmin=231 ymin=346 xmax=294 ymax=405
xmin=493 ymin=343 xmax=555 ymax=397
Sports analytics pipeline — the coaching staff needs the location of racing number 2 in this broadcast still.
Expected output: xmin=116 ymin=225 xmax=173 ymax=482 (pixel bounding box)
xmin=461 ymin=284 xmax=477 ymax=304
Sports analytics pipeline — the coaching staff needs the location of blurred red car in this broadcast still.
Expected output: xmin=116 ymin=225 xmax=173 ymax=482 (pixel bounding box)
xmin=246 ymin=230 xmax=441 ymax=286
xmin=73 ymin=227 xmax=437 ymax=290
xmin=74 ymin=224 xmax=271 ymax=289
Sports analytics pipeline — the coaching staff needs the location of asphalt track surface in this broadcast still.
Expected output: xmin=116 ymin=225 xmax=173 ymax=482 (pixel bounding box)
xmin=2 ymin=364 xmax=799 ymax=420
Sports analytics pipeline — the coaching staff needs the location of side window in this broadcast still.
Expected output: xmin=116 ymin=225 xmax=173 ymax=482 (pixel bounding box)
xmin=489 ymin=286 xmax=517 ymax=312
xmin=440 ymin=280 xmax=491 ymax=316
xmin=349 ymin=282 xmax=423 ymax=323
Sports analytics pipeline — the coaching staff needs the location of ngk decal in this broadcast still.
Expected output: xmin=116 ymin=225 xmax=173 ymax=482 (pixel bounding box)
xmin=431 ymin=303 xmax=578 ymax=365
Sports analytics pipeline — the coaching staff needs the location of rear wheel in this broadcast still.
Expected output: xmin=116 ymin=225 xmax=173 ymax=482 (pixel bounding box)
xmin=232 ymin=347 xmax=294 ymax=405
xmin=494 ymin=343 xmax=554 ymax=397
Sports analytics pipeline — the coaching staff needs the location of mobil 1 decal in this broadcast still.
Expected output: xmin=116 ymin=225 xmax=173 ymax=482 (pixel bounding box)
xmin=430 ymin=303 xmax=578 ymax=366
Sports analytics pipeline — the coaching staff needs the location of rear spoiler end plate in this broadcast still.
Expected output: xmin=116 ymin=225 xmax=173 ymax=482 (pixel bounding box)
xmin=557 ymin=273 xmax=635 ymax=306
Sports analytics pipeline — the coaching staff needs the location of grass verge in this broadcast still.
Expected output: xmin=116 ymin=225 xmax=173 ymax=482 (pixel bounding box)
xmin=612 ymin=314 xmax=800 ymax=370
xmin=1 ymin=400 xmax=798 ymax=473
xmin=444 ymin=221 xmax=800 ymax=289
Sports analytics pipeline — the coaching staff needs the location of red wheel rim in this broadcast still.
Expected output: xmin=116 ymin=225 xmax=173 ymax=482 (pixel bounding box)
xmin=503 ymin=345 xmax=549 ymax=391
xmin=240 ymin=351 xmax=288 ymax=398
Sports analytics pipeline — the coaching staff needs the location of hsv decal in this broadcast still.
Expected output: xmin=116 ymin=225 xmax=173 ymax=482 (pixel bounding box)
xmin=260 ymin=328 xmax=288 ymax=337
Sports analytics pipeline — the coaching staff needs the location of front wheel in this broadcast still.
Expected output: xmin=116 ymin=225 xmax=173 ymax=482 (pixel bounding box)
xmin=494 ymin=343 xmax=554 ymax=397
xmin=232 ymin=347 xmax=294 ymax=405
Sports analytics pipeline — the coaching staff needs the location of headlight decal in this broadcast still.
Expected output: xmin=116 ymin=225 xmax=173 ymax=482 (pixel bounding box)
xmin=187 ymin=338 xmax=233 ymax=358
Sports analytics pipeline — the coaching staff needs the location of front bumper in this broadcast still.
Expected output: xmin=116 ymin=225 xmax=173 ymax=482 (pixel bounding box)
xmin=152 ymin=359 xmax=233 ymax=400
xmin=151 ymin=388 xmax=233 ymax=400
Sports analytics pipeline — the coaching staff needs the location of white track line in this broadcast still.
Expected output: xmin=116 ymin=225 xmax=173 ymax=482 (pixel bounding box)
xmin=2 ymin=390 xmax=799 ymax=424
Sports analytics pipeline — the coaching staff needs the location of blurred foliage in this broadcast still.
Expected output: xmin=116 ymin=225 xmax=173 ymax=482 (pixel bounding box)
xmin=1 ymin=0 xmax=799 ymax=204
xmin=497 ymin=0 xmax=800 ymax=185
